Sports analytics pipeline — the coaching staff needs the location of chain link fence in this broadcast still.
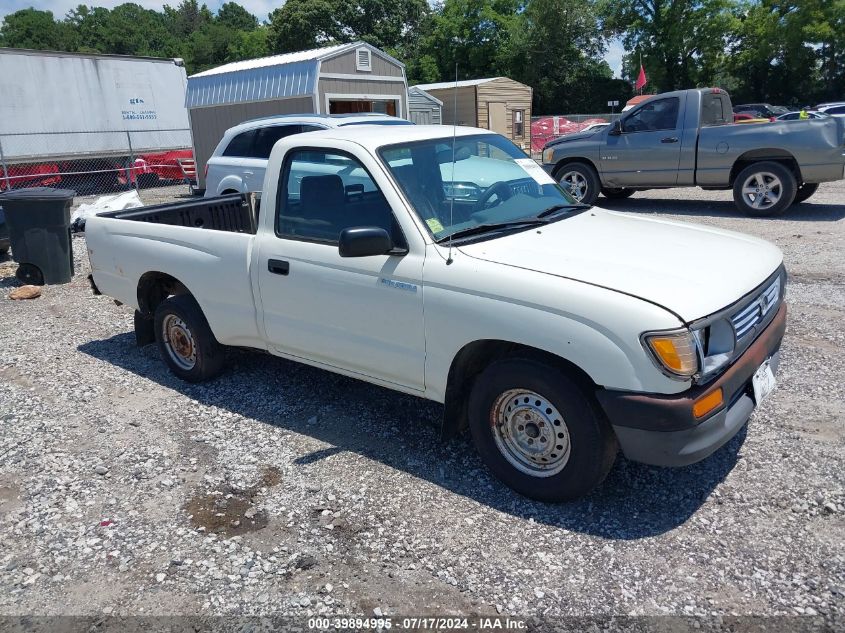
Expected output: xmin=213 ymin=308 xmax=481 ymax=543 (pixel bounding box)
xmin=530 ymin=113 xmax=623 ymax=158
xmin=0 ymin=129 xmax=196 ymax=204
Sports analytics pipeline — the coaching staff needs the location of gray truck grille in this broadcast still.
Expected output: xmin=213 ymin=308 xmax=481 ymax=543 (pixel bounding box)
xmin=731 ymin=276 xmax=781 ymax=341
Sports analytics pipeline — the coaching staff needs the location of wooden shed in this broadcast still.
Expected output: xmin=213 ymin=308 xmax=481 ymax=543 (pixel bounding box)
xmin=185 ymin=41 xmax=408 ymax=187
xmin=413 ymin=77 xmax=532 ymax=150
xmin=407 ymin=86 xmax=442 ymax=125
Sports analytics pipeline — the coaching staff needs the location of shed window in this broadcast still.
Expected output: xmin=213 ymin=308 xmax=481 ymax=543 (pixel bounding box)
xmin=356 ymin=48 xmax=372 ymax=72
xmin=513 ymin=109 xmax=525 ymax=137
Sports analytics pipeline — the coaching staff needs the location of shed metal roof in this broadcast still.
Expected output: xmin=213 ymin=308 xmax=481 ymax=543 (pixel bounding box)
xmin=186 ymin=41 xmax=405 ymax=109
xmin=408 ymin=86 xmax=443 ymax=106
xmin=413 ymin=77 xmax=507 ymax=91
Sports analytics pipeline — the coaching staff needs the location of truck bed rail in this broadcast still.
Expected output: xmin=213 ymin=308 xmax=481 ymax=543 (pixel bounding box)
xmin=98 ymin=193 xmax=258 ymax=234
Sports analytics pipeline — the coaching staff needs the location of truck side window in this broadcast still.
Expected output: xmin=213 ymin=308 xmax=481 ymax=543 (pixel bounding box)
xmin=623 ymin=97 xmax=680 ymax=133
xmin=277 ymin=149 xmax=404 ymax=246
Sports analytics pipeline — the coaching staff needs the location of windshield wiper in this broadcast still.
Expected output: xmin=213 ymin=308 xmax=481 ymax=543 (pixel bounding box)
xmin=535 ymin=203 xmax=591 ymax=218
xmin=434 ymin=218 xmax=548 ymax=243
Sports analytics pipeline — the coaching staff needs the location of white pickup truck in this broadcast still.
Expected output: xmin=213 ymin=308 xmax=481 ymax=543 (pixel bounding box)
xmin=86 ymin=125 xmax=788 ymax=501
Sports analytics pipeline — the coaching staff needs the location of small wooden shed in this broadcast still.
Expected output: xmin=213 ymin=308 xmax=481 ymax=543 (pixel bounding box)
xmin=407 ymin=86 xmax=442 ymax=125
xmin=413 ymin=77 xmax=532 ymax=150
xmin=185 ymin=41 xmax=408 ymax=187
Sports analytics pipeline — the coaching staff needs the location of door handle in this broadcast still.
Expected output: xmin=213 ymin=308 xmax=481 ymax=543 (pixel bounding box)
xmin=268 ymin=259 xmax=289 ymax=275
xmin=243 ymin=170 xmax=254 ymax=176
xmin=661 ymin=137 xmax=679 ymax=143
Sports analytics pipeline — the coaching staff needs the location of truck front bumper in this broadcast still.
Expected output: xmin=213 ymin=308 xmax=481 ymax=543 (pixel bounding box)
xmin=596 ymin=303 xmax=787 ymax=467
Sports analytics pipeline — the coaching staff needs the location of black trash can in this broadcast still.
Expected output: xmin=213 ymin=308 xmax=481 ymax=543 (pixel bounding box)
xmin=0 ymin=187 xmax=76 ymax=285
xmin=0 ymin=205 xmax=9 ymax=256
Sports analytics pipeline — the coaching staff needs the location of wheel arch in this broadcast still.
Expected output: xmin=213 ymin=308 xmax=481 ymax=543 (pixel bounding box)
xmin=730 ymin=150 xmax=802 ymax=186
xmin=551 ymin=157 xmax=600 ymax=180
xmin=441 ymin=339 xmax=599 ymax=440
xmin=137 ymin=271 xmax=193 ymax=318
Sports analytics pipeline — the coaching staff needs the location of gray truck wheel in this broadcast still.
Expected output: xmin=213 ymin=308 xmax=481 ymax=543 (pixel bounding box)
xmin=467 ymin=357 xmax=618 ymax=501
xmin=733 ymin=162 xmax=796 ymax=217
xmin=154 ymin=294 xmax=225 ymax=382
xmin=793 ymin=183 xmax=819 ymax=204
xmin=555 ymin=162 xmax=600 ymax=205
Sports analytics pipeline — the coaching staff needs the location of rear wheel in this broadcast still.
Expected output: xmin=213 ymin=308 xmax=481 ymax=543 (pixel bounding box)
xmin=467 ymin=358 xmax=617 ymax=501
xmin=601 ymin=187 xmax=635 ymax=199
xmin=793 ymin=182 xmax=819 ymax=204
xmin=555 ymin=162 xmax=600 ymax=205
xmin=154 ymin=294 xmax=225 ymax=382
xmin=732 ymin=162 xmax=796 ymax=216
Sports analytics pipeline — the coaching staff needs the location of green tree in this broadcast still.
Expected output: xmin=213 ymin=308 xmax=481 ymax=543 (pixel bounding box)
xmin=0 ymin=8 xmax=72 ymax=50
xmin=216 ymin=2 xmax=259 ymax=31
xmin=506 ymin=0 xmax=620 ymax=113
xmin=268 ymin=0 xmax=430 ymax=55
xmin=601 ymin=0 xmax=734 ymax=92
xmin=163 ymin=0 xmax=213 ymax=39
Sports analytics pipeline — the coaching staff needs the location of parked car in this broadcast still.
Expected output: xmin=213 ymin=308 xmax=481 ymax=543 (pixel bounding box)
xmin=733 ymin=103 xmax=789 ymax=118
xmin=204 ymin=114 xmax=413 ymax=197
xmin=776 ymin=111 xmax=829 ymax=121
xmin=542 ymin=88 xmax=845 ymax=215
xmin=816 ymin=103 xmax=845 ymax=117
xmin=87 ymin=125 xmax=788 ymax=502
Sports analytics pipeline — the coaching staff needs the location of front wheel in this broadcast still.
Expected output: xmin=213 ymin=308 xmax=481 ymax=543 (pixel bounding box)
xmin=732 ymin=161 xmax=797 ymax=216
xmin=793 ymin=182 xmax=819 ymax=204
xmin=154 ymin=294 xmax=225 ymax=382
xmin=555 ymin=162 xmax=600 ymax=205
xmin=468 ymin=358 xmax=618 ymax=501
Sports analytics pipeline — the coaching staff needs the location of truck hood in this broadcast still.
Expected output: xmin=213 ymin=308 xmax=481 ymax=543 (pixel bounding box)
xmin=457 ymin=208 xmax=783 ymax=322
xmin=545 ymin=131 xmax=598 ymax=146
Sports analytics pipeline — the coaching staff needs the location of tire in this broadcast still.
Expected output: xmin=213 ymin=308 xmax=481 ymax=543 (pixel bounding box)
xmin=555 ymin=161 xmax=600 ymax=205
xmin=154 ymin=294 xmax=225 ymax=382
xmin=732 ymin=161 xmax=797 ymax=216
xmin=467 ymin=357 xmax=618 ymax=502
xmin=793 ymin=182 xmax=819 ymax=204
xmin=601 ymin=187 xmax=635 ymax=200
xmin=16 ymin=263 xmax=44 ymax=286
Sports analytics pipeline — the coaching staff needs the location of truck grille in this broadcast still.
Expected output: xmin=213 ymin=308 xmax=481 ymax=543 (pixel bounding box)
xmin=731 ymin=276 xmax=781 ymax=341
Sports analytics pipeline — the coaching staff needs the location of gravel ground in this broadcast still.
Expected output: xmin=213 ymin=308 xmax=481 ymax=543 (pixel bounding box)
xmin=0 ymin=182 xmax=843 ymax=626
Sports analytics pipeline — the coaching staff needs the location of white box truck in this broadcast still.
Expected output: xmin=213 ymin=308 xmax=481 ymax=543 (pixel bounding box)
xmin=0 ymin=48 xmax=194 ymax=192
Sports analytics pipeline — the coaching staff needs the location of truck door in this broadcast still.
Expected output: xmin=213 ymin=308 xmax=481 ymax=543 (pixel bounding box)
xmin=255 ymin=148 xmax=426 ymax=392
xmin=602 ymin=96 xmax=682 ymax=187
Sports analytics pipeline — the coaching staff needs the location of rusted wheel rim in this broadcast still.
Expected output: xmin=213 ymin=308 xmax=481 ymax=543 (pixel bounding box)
xmin=163 ymin=314 xmax=196 ymax=370
xmin=491 ymin=389 xmax=571 ymax=477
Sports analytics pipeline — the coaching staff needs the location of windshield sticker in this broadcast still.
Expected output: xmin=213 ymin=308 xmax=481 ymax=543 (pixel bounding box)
xmin=426 ymin=218 xmax=445 ymax=233
xmin=515 ymin=158 xmax=557 ymax=186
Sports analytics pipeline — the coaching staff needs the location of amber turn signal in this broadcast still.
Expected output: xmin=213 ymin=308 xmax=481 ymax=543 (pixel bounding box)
xmin=693 ymin=388 xmax=724 ymax=419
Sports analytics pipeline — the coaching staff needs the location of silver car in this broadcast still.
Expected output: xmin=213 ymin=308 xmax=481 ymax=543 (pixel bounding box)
xmin=204 ymin=114 xmax=412 ymax=197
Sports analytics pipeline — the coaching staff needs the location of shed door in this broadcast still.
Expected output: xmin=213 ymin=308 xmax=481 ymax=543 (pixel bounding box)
xmin=487 ymin=102 xmax=507 ymax=136
xmin=411 ymin=110 xmax=431 ymax=125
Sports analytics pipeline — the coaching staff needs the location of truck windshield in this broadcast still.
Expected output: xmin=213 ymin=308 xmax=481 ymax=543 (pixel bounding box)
xmin=379 ymin=134 xmax=579 ymax=241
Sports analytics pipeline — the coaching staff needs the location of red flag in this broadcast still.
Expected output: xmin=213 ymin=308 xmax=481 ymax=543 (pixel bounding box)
xmin=635 ymin=64 xmax=647 ymax=91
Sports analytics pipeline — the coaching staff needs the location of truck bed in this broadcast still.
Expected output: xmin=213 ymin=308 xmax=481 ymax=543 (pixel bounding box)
xmin=99 ymin=193 xmax=258 ymax=234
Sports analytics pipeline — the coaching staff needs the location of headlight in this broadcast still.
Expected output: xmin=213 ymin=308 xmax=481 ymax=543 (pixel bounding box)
xmin=693 ymin=318 xmax=735 ymax=377
xmin=542 ymin=147 xmax=555 ymax=164
xmin=642 ymin=330 xmax=699 ymax=378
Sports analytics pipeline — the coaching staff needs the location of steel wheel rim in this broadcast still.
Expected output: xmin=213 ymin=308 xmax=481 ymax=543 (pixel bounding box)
xmin=741 ymin=171 xmax=783 ymax=210
xmin=559 ymin=171 xmax=588 ymax=201
xmin=162 ymin=314 xmax=196 ymax=370
xmin=491 ymin=389 xmax=571 ymax=477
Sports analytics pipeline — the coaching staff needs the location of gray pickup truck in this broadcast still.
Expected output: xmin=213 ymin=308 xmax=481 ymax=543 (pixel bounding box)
xmin=541 ymin=88 xmax=845 ymax=216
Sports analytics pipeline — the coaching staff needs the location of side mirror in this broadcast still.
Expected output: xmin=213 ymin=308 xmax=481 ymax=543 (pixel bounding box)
xmin=608 ymin=120 xmax=623 ymax=136
xmin=338 ymin=226 xmax=394 ymax=257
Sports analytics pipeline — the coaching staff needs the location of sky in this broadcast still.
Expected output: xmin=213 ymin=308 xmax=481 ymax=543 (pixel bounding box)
xmin=1 ymin=1 xmax=625 ymax=78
